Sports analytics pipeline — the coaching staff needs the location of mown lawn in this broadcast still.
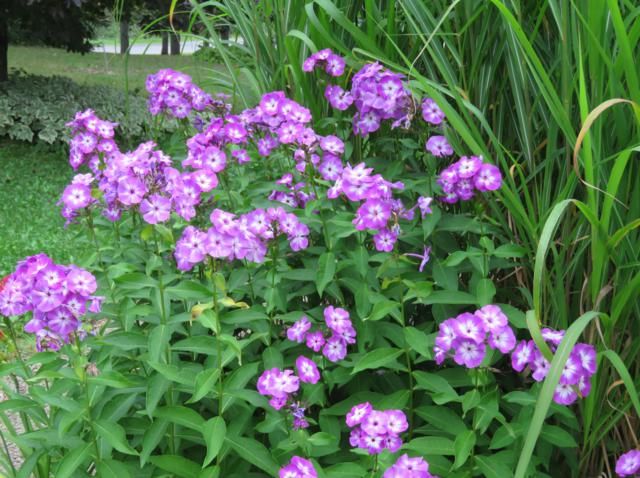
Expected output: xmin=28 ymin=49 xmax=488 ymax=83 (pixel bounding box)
xmin=0 ymin=142 xmax=90 ymax=276
xmin=7 ymin=45 xmax=218 ymax=92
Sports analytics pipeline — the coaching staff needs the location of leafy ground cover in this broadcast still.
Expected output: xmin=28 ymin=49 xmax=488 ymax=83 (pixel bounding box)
xmin=0 ymin=142 xmax=90 ymax=276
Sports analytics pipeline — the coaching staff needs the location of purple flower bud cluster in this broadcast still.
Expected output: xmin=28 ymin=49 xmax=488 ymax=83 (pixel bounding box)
xmin=269 ymin=173 xmax=315 ymax=208
xmin=437 ymin=155 xmax=503 ymax=203
xmin=511 ymin=327 xmax=596 ymax=405
xmin=302 ymin=48 xmax=346 ymax=77
xmin=383 ymin=454 xmax=437 ymax=478
xmin=145 ymin=69 xmax=214 ymax=118
xmin=616 ymin=449 xmax=640 ymax=477
xmin=345 ymin=402 xmax=408 ymax=454
xmin=327 ymin=162 xmax=409 ymax=252
xmin=66 ymin=109 xmax=119 ymax=170
xmin=174 ymin=206 xmax=310 ymax=270
xmin=279 ymin=455 xmax=318 ymax=478
xmin=286 ymin=306 xmax=357 ymax=363
xmin=434 ymin=305 xmax=516 ymax=368
xmin=0 ymin=254 xmax=102 ymax=351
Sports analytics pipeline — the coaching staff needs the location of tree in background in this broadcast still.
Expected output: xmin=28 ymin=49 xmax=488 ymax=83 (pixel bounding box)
xmin=0 ymin=0 xmax=107 ymax=81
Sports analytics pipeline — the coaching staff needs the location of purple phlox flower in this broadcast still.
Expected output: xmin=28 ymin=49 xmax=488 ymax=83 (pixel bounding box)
xmin=287 ymin=316 xmax=312 ymax=343
xmin=453 ymin=339 xmax=486 ymax=368
xmin=416 ymin=196 xmax=433 ymax=218
xmin=373 ymin=229 xmax=397 ymax=252
xmin=426 ymin=135 xmax=453 ymax=157
xmin=140 ymin=194 xmax=172 ymax=224
xmin=384 ymin=454 xmax=434 ymax=478
xmin=279 ymin=455 xmax=318 ymax=478
xmin=295 ymin=355 xmax=321 ymax=384
xmin=322 ymin=335 xmax=347 ymax=362
xmin=421 ymin=98 xmax=445 ymax=125
xmin=615 ymin=450 xmax=640 ymax=477
xmin=405 ymin=246 xmax=431 ymax=272
xmin=346 ymin=402 xmax=372 ymax=427
xmin=474 ymin=304 xmax=508 ymax=332
xmin=323 ymin=306 xmax=352 ymax=333
xmin=305 ymin=330 xmax=325 ymax=353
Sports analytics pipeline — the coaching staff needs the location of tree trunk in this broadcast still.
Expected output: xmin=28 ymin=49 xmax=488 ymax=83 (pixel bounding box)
xmin=170 ymin=31 xmax=180 ymax=55
xmin=161 ymin=32 xmax=168 ymax=55
xmin=0 ymin=13 xmax=8 ymax=82
xmin=119 ymin=19 xmax=129 ymax=55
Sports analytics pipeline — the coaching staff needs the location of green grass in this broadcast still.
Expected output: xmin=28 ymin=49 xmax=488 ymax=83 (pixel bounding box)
xmin=0 ymin=142 xmax=90 ymax=276
xmin=7 ymin=45 xmax=216 ymax=92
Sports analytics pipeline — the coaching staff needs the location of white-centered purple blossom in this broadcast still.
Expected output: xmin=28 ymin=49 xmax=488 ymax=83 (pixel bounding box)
xmin=145 ymin=69 xmax=222 ymax=118
xmin=616 ymin=449 xmax=640 ymax=477
xmin=279 ymin=456 xmax=318 ymax=478
xmin=383 ymin=454 xmax=437 ymax=478
xmin=426 ymin=135 xmax=453 ymax=157
xmin=302 ymin=48 xmax=345 ymax=77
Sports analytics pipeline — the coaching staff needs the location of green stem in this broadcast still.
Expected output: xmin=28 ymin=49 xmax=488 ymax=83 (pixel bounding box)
xmin=400 ymin=301 xmax=415 ymax=439
xmin=74 ymin=335 xmax=101 ymax=465
xmin=0 ymin=427 xmax=16 ymax=476
xmin=210 ymin=260 xmax=224 ymax=419
xmin=368 ymin=454 xmax=378 ymax=478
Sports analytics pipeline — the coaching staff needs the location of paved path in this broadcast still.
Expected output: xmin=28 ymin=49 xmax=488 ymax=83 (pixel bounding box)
xmin=92 ymin=39 xmax=202 ymax=55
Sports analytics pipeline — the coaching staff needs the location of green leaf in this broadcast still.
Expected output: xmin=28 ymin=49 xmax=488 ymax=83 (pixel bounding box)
xmin=94 ymin=419 xmax=138 ymax=455
xmin=453 ymin=430 xmax=476 ymax=469
xmin=325 ymin=462 xmax=368 ymax=477
xmin=413 ymin=371 xmax=459 ymax=404
xmin=366 ymin=299 xmax=401 ymax=322
xmin=54 ymin=441 xmax=92 ymax=478
xmin=202 ymin=417 xmax=227 ymax=467
xmin=540 ymin=424 xmax=577 ymax=447
xmin=149 ymin=455 xmax=201 ymax=478
xmin=189 ymin=368 xmax=221 ymax=403
xmin=316 ymin=251 xmax=336 ymax=296
xmin=404 ymin=436 xmax=455 ymax=455
xmin=404 ymin=327 xmax=432 ymax=359
xmin=155 ymin=406 xmax=206 ymax=431
xmin=351 ymin=348 xmax=404 ymax=374
xmin=475 ymin=454 xmax=514 ymax=478
xmin=416 ymin=290 xmax=477 ymax=305
xmin=224 ymin=435 xmax=279 ymax=475
xmin=97 ymin=459 xmax=132 ymax=478
xmin=474 ymin=278 xmax=496 ymax=306
xmin=141 ymin=419 xmax=168 ymax=466
xmin=172 ymin=336 xmax=218 ymax=355
xmin=415 ymin=406 xmax=467 ymax=436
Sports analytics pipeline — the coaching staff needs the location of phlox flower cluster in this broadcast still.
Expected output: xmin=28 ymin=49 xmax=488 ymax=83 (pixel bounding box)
xmin=187 ymin=90 xmax=348 ymax=181
xmin=383 ymin=454 xmax=437 ymax=478
xmin=434 ymin=305 xmax=516 ymax=368
xmin=257 ymin=357 xmax=320 ymax=429
xmin=269 ymin=173 xmax=315 ymax=209
xmin=286 ymin=305 xmax=357 ymax=363
xmin=279 ymin=456 xmax=318 ymax=478
xmin=145 ymin=68 xmax=214 ymax=118
xmin=346 ymin=402 xmax=408 ymax=454
xmin=327 ymin=162 xmax=410 ymax=252
xmin=302 ymin=48 xmax=346 ymax=77
xmin=511 ymin=327 xmax=597 ymax=405
xmin=616 ymin=449 xmax=640 ymax=477
xmin=66 ymin=108 xmax=119 ymax=170
xmin=0 ymin=254 xmax=102 ymax=351
xmin=437 ymin=155 xmax=503 ymax=203
xmin=344 ymin=62 xmax=415 ymax=135
xmin=60 ymin=135 xmax=199 ymax=226
xmin=174 ymin=206 xmax=309 ymax=270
